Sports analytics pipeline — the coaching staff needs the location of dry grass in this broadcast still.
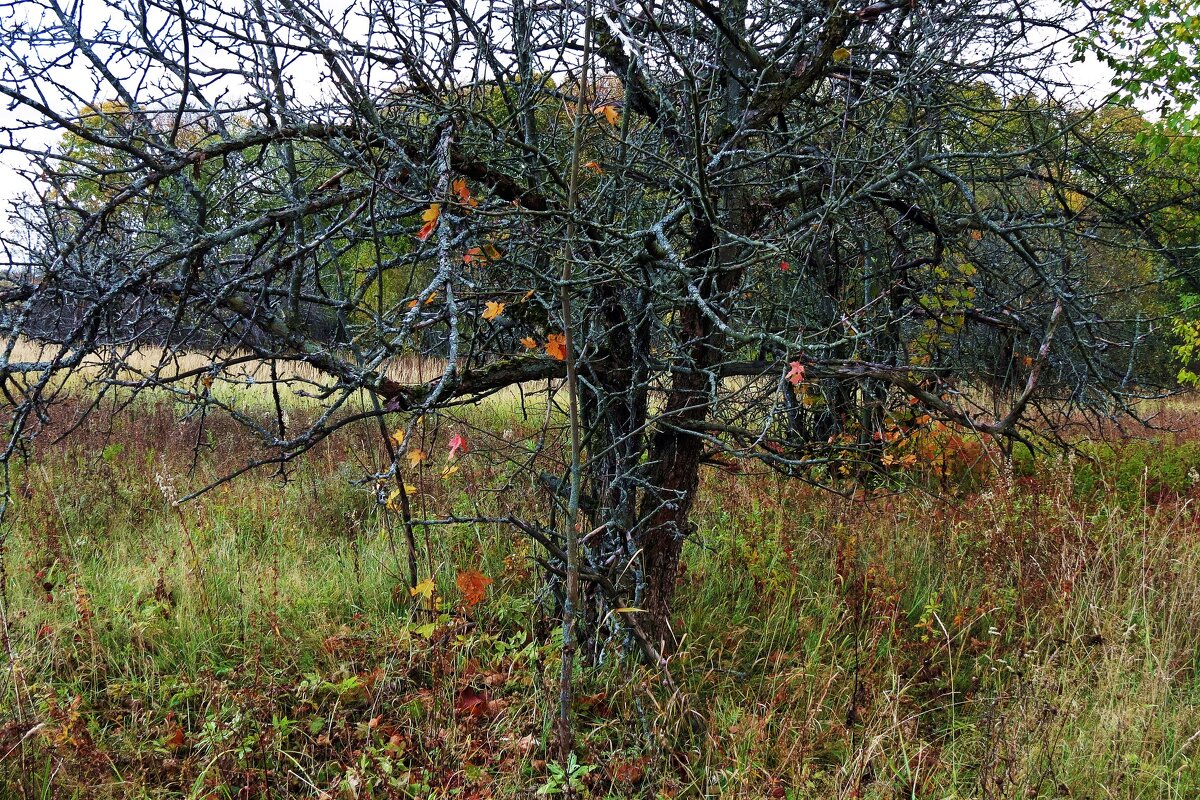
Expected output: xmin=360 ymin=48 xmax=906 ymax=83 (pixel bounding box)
xmin=1 ymin=395 xmax=1200 ymax=798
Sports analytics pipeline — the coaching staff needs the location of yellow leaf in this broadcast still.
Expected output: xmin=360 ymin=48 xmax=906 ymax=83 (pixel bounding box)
xmin=482 ymin=301 xmax=505 ymax=321
xmin=545 ymin=333 xmax=568 ymax=361
xmin=832 ymin=47 xmax=851 ymax=62
xmin=519 ymin=289 xmax=535 ymax=302
xmin=410 ymin=577 xmax=436 ymax=599
xmin=596 ymin=104 xmax=620 ymax=125
xmin=417 ymin=203 xmax=440 ymax=240
xmin=407 ymin=449 xmax=428 ymax=468
xmin=520 ymin=336 xmax=539 ymax=350
xmin=389 ymin=428 xmax=405 ymax=448
xmin=440 ymin=463 xmax=460 ymax=479
xmin=386 ymin=484 xmax=419 ymax=509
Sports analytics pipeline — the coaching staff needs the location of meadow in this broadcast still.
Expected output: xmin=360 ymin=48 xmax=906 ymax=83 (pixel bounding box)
xmin=2 ymin=391 xmax=1200 ymax=799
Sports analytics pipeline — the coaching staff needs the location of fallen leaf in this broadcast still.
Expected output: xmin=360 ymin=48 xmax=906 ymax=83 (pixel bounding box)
xmin=448 ymin=433 xmax=467 ymax=458
xmin=583 ymin=160 xmax=603 ymax=173
xmin=482 ymin=301 xmax=505 ymax=321
xmin=455 ymin=687 xmax=490 ymax=716
xmin=456 ymin=569 xmax=493 ymax=608
xmin=164 ymin=725 xmax=185 ymax=751
xmin=520 ymin=336 xmax=539 ymax=350
xmin=407 ymin=449 xmax=428 ymax=468
xmin=389 ymin=427 xmax=405 ymax=448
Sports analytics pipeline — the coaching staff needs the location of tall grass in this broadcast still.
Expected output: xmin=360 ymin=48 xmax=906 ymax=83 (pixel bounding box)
xmin=1 ymin=400 xmax=1199 ymax=798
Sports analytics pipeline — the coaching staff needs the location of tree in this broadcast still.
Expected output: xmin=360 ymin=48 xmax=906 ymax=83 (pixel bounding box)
xmin=0 ymin=0 xmax=1195 ymax=663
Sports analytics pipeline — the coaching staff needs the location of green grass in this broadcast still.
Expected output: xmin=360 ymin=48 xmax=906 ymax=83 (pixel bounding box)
xmin=2 ymin=401 xmax=1200 ymax=798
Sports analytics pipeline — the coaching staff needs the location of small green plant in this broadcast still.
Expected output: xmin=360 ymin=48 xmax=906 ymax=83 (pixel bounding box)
xmin=538 ymin=752 xmax=595 ymax=796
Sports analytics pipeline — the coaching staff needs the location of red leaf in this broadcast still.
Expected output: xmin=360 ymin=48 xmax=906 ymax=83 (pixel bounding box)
xmin=164 ymin=725 xmax=185 ymax=751
xmin=786 ymin=360 xmax=806 ymax=385
xmin=454 ymin=687 xmax=490 ymax=716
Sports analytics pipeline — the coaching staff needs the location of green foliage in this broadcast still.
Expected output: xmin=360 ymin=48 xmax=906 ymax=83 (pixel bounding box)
xmin=1078 ymin=0 xmax=1200 ymax=124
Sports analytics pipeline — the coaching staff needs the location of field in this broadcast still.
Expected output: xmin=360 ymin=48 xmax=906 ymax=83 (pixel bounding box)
xmin=2 ymin=395 xmax=1200 ymax=799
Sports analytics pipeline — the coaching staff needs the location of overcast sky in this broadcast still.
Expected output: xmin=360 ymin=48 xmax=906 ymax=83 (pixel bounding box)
xmin=0 ymin=3 xmax=1129 ymax=240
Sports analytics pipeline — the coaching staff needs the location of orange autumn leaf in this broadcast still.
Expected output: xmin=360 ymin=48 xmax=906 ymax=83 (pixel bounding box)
xmin=520 ymin=336 xmax=539 ymax=350
xmin=582 ymin=160 xmax=603 ymax=174
xmin=596 ymin=104 xmax=620 ymax=125
xmin=482 ymin=300 xmax=505 ymax=321
xmin=407 ymin=291 xmax=438 ymax=309
xmin=456 ymin=569 xmax=493 ymax=609
xmin=463 ymin=243 xmax=501 ymax=265
xmin=406 ymin=449 xmax=427 ymax=468
xmin=452 ymin=178 xmax=477 ymax=207
xmin=544 ymin=333 xmax=568 ymax=361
